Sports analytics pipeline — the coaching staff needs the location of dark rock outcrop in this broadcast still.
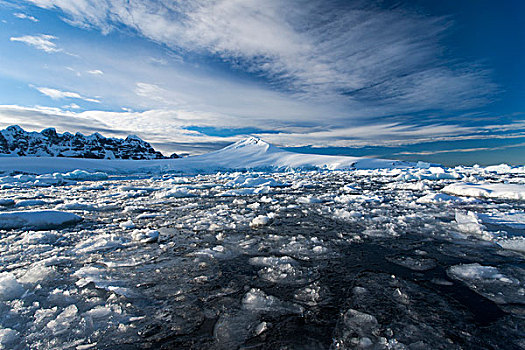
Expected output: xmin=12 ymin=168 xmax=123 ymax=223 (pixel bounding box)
xmin=0 ymin=125 xmax=178 ymax=160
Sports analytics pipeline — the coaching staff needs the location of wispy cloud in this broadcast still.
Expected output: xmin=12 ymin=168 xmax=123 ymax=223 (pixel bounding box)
xmin=10 ymin=34 xmax=60 ymax=53
xmin=25 ymin=0 xmax=496 ymax=112
xmin=14 ymin=12 xmax=39 ymax=22
xmin=34 ymin=86 xmax=100 ymax=103
xmin=87 ymin=69 xmax=103 ymax=75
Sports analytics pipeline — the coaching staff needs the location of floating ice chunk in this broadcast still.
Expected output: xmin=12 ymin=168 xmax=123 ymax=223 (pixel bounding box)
xmin=335 ymin=194 xmax=382 ymax=204
xmin=119 ymin=185 xmax=158 ymax=192
xmin=387 ymin=256 xmax=437 ymax=271
xmin=442 ymin=182 xmax=525 ymax=201
xmin=20 ymin=230 xmax=58 ymax=245
xmin=0 ymin=272 xmax=25 ymax=300
xmin=119 ymin=220 xmax=136 ymax=229
xmin=131 ymin=229 xmax=159 ymax=243
xmin=218 ymin=186 xmax=270 ymax=196
xmin=388 ymin=181 xmax=429 ymax=191
xmin=155 ymin=186 xmax=196 ymax=198
xmin=497 ymin=238 xmax=525 ymax=253
xmin=74 ymin=266 xmax=132 ymax=297
xmin=343 ymin=309 xmax=379 ymax=338
xmin=0 ymin=173 xmax=67 ymax=187
xmin=225 ymin=176 xmax=286 ymax=188
xmin=455 ymin=211 xmax=488 ymax=237
xmin=448 ymin=264 xmax=523 ymax=305
xmin=247 ymin=202 xmax=260 ymax=210
xmin=75 ymin=184 xmax=105 ymax=191
xmin=333 ymin=208 xmax=361 ymax=221
xmin=257 ymin=262 xmax=316 ymax=285
xmin=84 ymin=306 xmax=112 ymax=319
xmin=294 ymin=283 xmax=324 ymax=306
xmin=477 ymin=211 xmax=525 ymax=229
xmin=213 ymin=311 xmax=259 ymax=346
xmin=242 ymin=288 xmax=303 ymax=314
xmin=19 ymin=264 xmax=55 ymax=284
xmin=62 ymin=169 xmax=108 ymax=181
xmin=253 ymin=321 xmax=268 ymax=336
xmin=483 ymin=164 xmax=525 ymax=174
xmin=46 ymin=305 xmax=79 ymax=335
xmin=74 ymin=234 xmax=124 ymax=254
xmin=417 ymin=193 xmax=474 ymax=204
xmin=296 ymin=195 xmax=324 ymax=204
xmin=34 ymin=307 xmax=59 ymax=326
xmin=55 ymin=202 xmax=98 ymax=211
xmin=0 ymin=210 xmax=82 ymax=230
xmin=248 ymin=256 xmax=297 ymax=267
xmin=135 ymin=212 xmax=161 ymax=219
xmin=448 ymin=264 xmax=508 ymax=281
xmin=291 ymin=180 xmax=315 ymax=189
xmin=398 ymin=167 xmax=459 ymax=181
xmin=14 ymin=199 xmax=47 ymax=207
xmin=250 ymin=215 xmax=270 ymax=227
xmin=0 ymin=328 xmax=20 ymax=348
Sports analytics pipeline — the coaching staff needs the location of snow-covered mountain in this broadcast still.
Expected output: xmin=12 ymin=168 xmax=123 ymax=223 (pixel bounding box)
xmin=197 ymin=136 xmax=409 ymax=170
xmin=0 ymin=125 xmax=177 ymax=160
xmin=0 ymin=135 xmax=412 ymax=175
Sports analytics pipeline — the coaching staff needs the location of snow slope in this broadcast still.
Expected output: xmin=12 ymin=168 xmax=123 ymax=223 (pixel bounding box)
xmin=0 ymin=137 xmax=410 ymax=175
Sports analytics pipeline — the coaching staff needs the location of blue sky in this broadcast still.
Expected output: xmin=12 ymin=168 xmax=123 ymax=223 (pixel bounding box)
xmin=0 ymin=0 xmax=523 ymax=165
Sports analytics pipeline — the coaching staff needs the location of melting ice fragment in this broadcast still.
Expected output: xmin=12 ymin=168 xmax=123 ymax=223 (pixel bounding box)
xmin=447 ymin=263 xmax=524 ymax=305
xmin=0 ymin=272 xmax=25 ymax=300
xmin=242 ymin=288 xmax=303 ymax=314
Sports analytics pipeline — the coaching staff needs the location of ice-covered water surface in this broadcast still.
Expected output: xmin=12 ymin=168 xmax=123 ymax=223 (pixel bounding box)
xmin=0 ymin=166 xmax=524 ymax=349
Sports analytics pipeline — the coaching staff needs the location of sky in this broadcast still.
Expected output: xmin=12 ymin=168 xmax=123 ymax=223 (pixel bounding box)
xmin=0 ymin=0 xmax=523 ymax=165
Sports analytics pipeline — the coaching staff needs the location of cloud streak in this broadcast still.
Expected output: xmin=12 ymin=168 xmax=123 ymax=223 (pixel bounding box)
xmin=10 ymin=34 xmax=60 ymax=52
xmin=34 ymin=86 xmax=100 ymax=103
xmin=25 ymin=0 xmax=496 ymax=113
xmin=14 ymin=12 xmax=39 ymax=22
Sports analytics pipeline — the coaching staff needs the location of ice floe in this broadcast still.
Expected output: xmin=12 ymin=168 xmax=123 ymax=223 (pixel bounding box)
xmin=0 ymin=210 xmax=82 ymax=230
xmin=442 ymin=182 xmax=525 ymax=201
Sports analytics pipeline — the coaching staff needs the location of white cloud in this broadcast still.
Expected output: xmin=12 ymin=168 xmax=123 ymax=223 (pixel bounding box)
xmin=87 ymin=69 xmax=103 ymax=75
xmin=14 ymin=12 xmax=39 ymax=22
xmin=62 ymin=103 xmax=81 ymax=109
xmin=24 ymin=0 xmax=496 ymax=110
xmin=135 ymin=82 xmax=170 ymax=103
xmin=10 ymin=34 xmax=61 ymax=53
xmin=34 ymin=86 xmax=100 ymax=103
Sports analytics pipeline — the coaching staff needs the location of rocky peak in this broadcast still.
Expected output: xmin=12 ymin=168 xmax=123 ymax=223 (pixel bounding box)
xmin=0 ymin=125 xmax=177 ymax=160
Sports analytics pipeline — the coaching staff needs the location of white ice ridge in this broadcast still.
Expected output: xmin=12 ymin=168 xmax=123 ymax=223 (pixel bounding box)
xmin=0 ymin=136 xmax=410 ymax=175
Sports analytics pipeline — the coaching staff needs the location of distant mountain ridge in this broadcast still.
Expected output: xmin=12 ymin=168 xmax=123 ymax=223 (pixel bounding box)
xmin=0 ymin=125 xmax=178 ymax=160
xmin=0 ymin=134 xmax=413 ymax=175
